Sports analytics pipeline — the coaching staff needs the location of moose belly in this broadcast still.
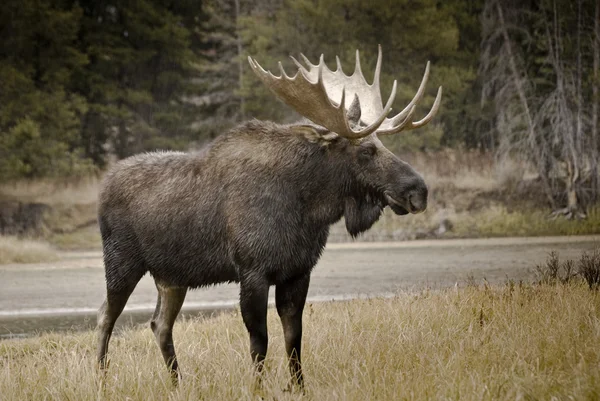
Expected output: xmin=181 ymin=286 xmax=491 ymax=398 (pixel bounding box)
xmin=230 ymin=225 xmax=330 ymax=285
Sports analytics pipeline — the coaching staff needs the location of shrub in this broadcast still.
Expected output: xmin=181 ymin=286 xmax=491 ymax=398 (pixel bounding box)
xmin=536 ymin=249 xmax=600 ymax=289
xmin=0 ymin=119 xmax=95 ymax=181
xmin=578 ymin=250 xmax=600 ymax=290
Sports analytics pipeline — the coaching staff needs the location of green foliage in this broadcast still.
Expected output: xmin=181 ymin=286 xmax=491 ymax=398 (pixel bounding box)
xmin=0 ymin=0 xmax=93 ymax=180
xmin=0 ymin=119 xmax=95 ymax=179
xmin=0 ymin=0 xmax=206 ymax=179
xmin=76 ymin=0 xmax=204 ymax=160
xmin=0 ymin=0 xmax=491 ymax=178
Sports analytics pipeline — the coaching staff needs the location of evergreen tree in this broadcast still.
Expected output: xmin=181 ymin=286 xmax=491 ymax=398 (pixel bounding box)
xmin=76 ymin=0 xmax=204 ymax=162
xmin=0 ymin=0 xmax=92 ymax=179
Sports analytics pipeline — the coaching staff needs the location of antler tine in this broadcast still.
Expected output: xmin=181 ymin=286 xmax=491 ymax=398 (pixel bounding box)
xmin=290 ymin=55 xmax=315 ymax=82
xmin=372 ymin=45 xmax=382 ymax=89
xmin=378 ymin=86 xmax=442 ymax=135
xmin=290 ymin=55 xmax=304 ymax=70
xmin=339 ymin=86 xmax=349 ymax=125
xmin=248 ymin=56 xmax=264 ymax=74
xmin=354 ymin=49 xmax=362 ymax=77
xmin=392 ymin=61 xmax=430 ymax=125
xmin=336 ymin=56 xmax=343 ymax=72
xmin=300 ymin=53 xmax=316 ymax=68
xmin=353 ymin=49 xmax=371 ymax=86
xmin=387 ymin=105 xmax=417 ymax=132
xmin=377 ymin=61 xmax=442 ymax=136
xmin=405 ymin=86 xmax=443 ymax=130
xmin=278 ymin=61 xmax=289 ymax=79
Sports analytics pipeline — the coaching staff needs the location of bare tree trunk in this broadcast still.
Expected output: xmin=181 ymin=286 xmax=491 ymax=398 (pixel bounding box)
xmin=495 ymin=2 xmax=556 ymax=208
xmin=593 ymin=0 xmax=600 ymax=203
xmin=234 ymin=0 xmax=246 ymax=120
xmin=550 ymin=0 xmax=586 ymax=220
xmin=568 ymin=0 xmax=583 ymax=215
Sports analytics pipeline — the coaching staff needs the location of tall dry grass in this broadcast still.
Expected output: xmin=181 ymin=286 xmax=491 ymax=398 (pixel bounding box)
xmin=0 ymin=235 xmax=58 ymax=264
xmin=0 ymin=177 xmax=102 ymax=251
xmin=0 ymin=176 xmax=100 ymax=206
xmin=1 ymin=283 xmax=600 ymax=400
xmin=407 ymin=149 xmax=499 ymax=190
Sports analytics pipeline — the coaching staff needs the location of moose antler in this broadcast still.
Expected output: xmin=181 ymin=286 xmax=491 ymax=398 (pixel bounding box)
xmin=248 ymin=45 xmax=442 ymax=139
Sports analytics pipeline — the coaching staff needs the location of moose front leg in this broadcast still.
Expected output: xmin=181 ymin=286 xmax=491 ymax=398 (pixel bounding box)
xmin=276 ymin=274 xmax=310 ymax=390
xmin=239 ymin=274 xmax=270 ymax=383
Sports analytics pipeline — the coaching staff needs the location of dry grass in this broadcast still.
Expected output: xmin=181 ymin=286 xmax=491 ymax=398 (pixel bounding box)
xmin=0 ymin=235 xmax=58 ymax=264
xmin=2 ymin=283 xmax=600 ymax=400
xmin=0 ymin=176 xmax=100 ymax=205
xmin=329 ymin=203 xmax=600 ymax=242
xmin=407 ymin=149 xmax=501 ymax=191
xmin=1 ymin=177 xmax=101 ymax=250
xmin=48 ymin=226 xmax=101 ymax=250
xmin=453 ymin=204 xmax=600 ymax=238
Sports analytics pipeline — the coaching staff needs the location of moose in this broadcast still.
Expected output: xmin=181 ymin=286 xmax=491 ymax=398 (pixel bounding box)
xmin=96 ymin=46 xmax=441 ymax=389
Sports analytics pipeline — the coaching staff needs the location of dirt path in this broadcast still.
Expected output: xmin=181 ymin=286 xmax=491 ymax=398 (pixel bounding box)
xmin=1 ymin=236 xmax=598 ymax=336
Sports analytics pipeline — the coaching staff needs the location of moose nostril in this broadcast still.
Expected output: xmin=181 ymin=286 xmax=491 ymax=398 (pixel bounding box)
xmin=408 ymin=194 xmax=416 ymax=211
xmin=408 ymin=191 xmax=427 ymax=213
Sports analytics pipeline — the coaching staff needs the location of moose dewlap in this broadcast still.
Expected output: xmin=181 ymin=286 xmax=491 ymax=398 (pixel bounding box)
xmin=97 ymin=46 xmax=441 ymax=389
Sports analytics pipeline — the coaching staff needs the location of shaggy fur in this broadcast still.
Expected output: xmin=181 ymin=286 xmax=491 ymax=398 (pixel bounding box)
xmin=96 ymin=120 xmax=427 ymax=388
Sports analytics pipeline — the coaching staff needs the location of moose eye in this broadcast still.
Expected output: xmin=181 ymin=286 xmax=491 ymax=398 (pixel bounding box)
xmin=360 ymin=145 xmax=376 ymax=158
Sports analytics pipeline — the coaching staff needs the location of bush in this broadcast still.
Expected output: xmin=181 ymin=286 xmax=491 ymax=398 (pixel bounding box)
xmin=578 ymin=250 xmax=600 ymax=290
xmin=535 ymin=251 xmax=574 ymax=284
xmin=0 ymin=119 xmax=95 ymax=181
xmin=536 ymin=249 xmax=600 ymax=289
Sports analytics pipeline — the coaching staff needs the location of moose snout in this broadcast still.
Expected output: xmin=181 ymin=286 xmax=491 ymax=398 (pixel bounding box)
xmin=407 ymin=186 xmax=428 ymax=214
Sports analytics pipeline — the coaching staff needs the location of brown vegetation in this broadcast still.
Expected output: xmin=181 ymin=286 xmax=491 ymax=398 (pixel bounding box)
xmin=2 ymin=281 xmax=600 ymax=400
xmin=0 ymin=236 xmax=58 ymax=264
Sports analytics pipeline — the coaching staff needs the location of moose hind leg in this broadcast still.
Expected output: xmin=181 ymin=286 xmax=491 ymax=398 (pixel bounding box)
xmin=276 ymin=274 xmax=310 ymax=390
xmin=97 ymin=248 xmax=146 ymax=371
xmin=239 ymin=274 xmax=270 ymax=380
xmin=151 ymin=284 xmax=187 ymax=385
xmin=97 ymin=286 xmax=138 ymax=370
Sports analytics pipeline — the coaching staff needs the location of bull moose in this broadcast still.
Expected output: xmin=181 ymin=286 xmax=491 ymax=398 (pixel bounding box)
xmin=96 ymin=46 xmax=442 ymax=389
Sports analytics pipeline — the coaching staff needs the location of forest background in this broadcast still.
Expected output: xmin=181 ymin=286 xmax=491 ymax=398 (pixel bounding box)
xmin=1 ymin=0 xmax=599 ymax=254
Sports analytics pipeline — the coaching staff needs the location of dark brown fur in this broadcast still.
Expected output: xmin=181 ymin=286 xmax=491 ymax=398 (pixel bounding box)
xmin=96 ymin=120 xmax=427 ymax=388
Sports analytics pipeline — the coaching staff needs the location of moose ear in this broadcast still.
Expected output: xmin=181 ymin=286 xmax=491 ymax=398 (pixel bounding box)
xmin=291 ymin=125 xmax=338 ymax=143
xmin=347 ymin=95 xmax=362 ymax=127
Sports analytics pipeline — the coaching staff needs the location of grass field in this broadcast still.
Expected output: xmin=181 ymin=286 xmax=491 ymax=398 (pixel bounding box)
xmin=0 ymin=235 xmax=58 ymax=264
xmin=2 ymin=282 xmax=600 ymax=400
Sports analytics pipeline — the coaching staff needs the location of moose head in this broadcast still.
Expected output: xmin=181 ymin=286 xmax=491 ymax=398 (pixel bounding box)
xmin=248 ymin=46 xmax=442 ymax=234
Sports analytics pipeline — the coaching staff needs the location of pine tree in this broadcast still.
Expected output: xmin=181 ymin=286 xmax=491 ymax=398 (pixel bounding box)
xmin=76 ymin=0 xmax=204 ymax=161
xmin=0 ymin=0 xmax=92 ymax=179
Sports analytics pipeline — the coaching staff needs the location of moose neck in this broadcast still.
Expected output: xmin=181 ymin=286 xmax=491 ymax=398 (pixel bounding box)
xmin=296 ymin=135 xmax=382 ymax=236
xmin=212 ymin=121 xmax=381 ymax=236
